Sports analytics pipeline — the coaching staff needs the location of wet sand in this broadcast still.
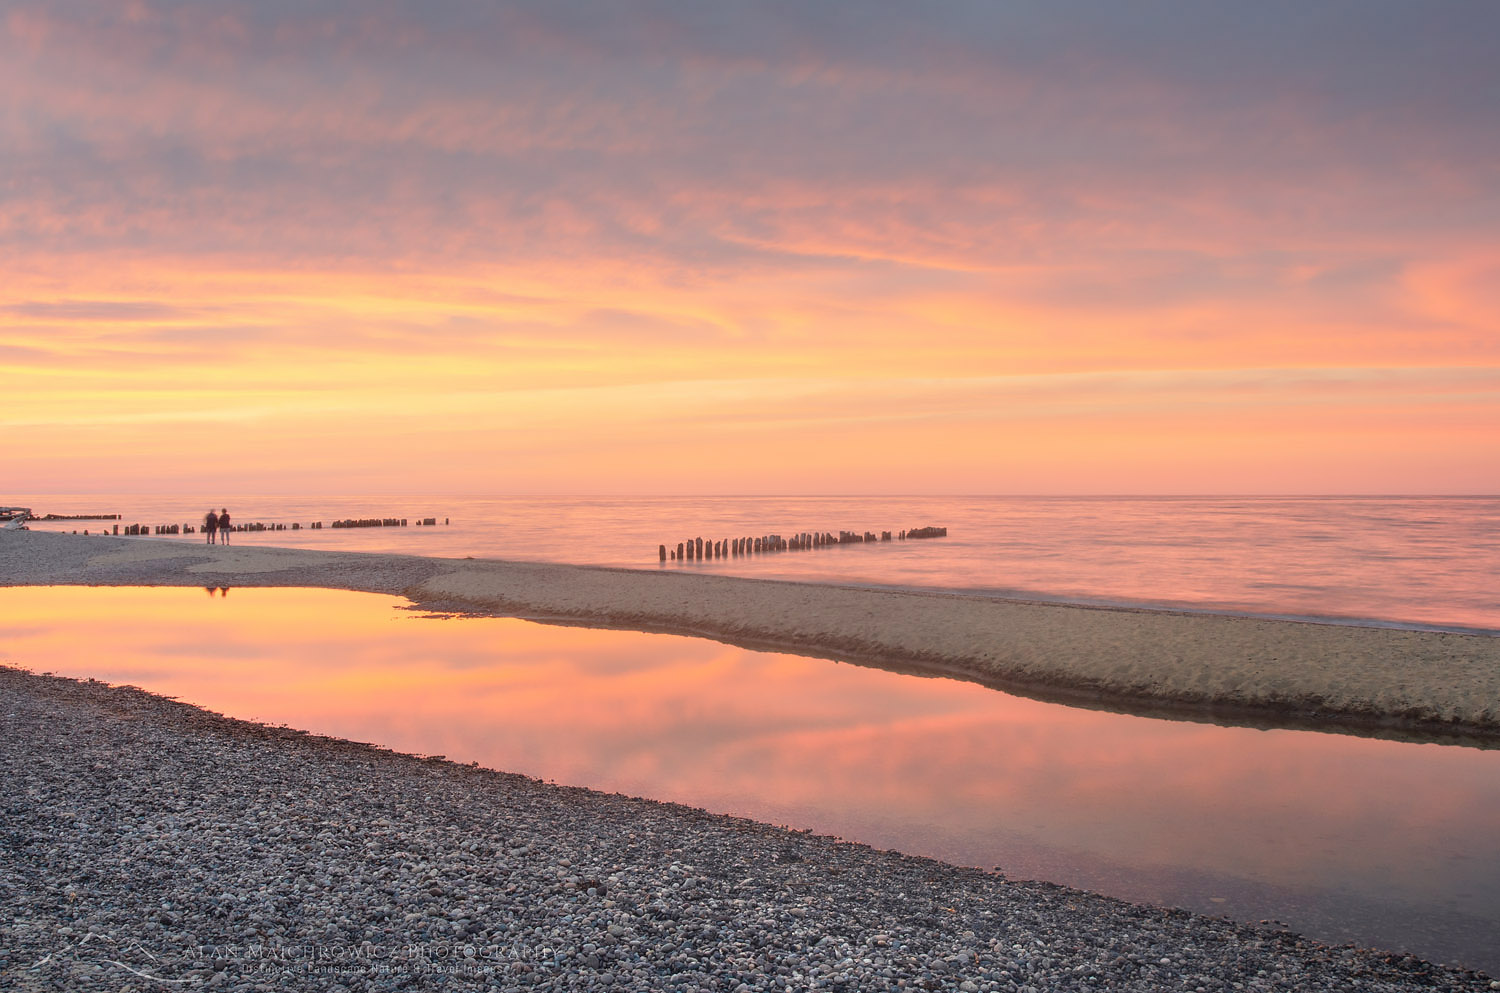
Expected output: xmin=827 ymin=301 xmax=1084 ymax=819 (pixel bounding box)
xmin=4 ymin=529 xmax=1498 ymax=742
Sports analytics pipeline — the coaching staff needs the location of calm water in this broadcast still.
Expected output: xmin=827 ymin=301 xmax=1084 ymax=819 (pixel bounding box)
xmin=17 ymin=494 xmax=1500 ymax=631
xmin=5 ymin=586 xmax=1498 ymax=973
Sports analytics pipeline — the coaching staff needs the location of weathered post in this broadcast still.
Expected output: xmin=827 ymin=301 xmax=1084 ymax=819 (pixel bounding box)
xmin=659 ymin=544 xmax=667 ymax=562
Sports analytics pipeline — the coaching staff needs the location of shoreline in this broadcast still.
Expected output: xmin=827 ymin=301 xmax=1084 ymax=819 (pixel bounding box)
xmin=4 ymin=529 xmax=1500 ymax=743
xmin=3 ymin=666 xmax=1493 ymax=990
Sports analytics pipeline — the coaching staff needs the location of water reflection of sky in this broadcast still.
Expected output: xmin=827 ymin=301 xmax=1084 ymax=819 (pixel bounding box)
xmin=6 ymin=585 xmax=1499 ymax=972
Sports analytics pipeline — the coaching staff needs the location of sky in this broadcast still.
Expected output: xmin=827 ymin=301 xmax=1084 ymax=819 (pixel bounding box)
xmin=4 ymin=0 xmax=1498 ymax=495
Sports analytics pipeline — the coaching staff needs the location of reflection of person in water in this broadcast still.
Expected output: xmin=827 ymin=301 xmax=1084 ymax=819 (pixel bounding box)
xmin=204 ymin=509 xmax=218 ymax=544
xmin=218 ymin=507 xmax=231 ymax=544
xmin=202 ymin=587 xmax=230 ymax=598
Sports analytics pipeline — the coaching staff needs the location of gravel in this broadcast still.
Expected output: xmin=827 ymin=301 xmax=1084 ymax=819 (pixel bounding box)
xmin=2 ymin=668 xmax=1491 ymax=992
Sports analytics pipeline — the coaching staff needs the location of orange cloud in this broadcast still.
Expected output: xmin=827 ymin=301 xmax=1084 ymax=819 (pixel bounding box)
xmin=3 ymin=2 xmax=1498 ymax=493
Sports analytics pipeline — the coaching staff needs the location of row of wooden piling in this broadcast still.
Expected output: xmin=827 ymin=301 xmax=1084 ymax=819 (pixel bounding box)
xmin=658 ymin=526 xmax=947 ymax=561
xmin=119 ymin=522 xmax=312 ymax=535
xmin=91 ymin=516 xmax=451 ymax=537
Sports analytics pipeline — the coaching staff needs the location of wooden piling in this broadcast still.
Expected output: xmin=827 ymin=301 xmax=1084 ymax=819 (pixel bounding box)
xmin=651 ymin=523 xmax=945 ymax=560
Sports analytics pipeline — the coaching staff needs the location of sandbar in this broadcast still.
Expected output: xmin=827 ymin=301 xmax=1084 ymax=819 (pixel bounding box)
xmin=3 ymin=529 xmax=1498 ymax=742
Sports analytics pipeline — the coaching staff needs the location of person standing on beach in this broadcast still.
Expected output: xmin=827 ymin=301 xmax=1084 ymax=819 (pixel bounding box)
xmin=218 ymin=507 xmax=231 ymax=544
xmin=204 ymin=509 xmax=219 ymax=544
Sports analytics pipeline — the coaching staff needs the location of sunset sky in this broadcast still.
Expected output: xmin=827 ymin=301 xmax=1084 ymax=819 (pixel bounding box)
xmin=4 ymin=1 xmax=1498 ymax=494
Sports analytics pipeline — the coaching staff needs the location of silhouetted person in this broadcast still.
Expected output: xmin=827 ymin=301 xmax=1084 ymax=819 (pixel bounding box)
xmin=219 ymin=507 xmax=231 ymax=544
xmin=205 ymin=509 xmax=219 ymax=544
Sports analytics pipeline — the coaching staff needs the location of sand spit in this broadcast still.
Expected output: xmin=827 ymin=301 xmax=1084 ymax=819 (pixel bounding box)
xmin=3 ymin=667 xmax=1492 ymax=992
xmin=3 ymin=529 xmax=1499 ymax=742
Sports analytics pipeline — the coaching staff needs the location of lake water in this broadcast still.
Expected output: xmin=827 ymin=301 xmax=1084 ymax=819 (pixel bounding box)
xmin=16 ymin=494 xmax=1500 ymax=632
xmin=5 ymin=585 xmax=1498 ymax=974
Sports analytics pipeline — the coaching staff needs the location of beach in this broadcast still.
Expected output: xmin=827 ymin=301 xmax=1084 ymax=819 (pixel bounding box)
xmin=4 ymin=530 xmax=1499 ymax=742
xmin=5 ymin=529 xmax=1500 ymax=989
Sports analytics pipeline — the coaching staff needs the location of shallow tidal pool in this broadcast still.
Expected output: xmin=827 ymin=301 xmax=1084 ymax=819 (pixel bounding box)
xmin=4 ymin=585 xmax=1498 ymax=973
